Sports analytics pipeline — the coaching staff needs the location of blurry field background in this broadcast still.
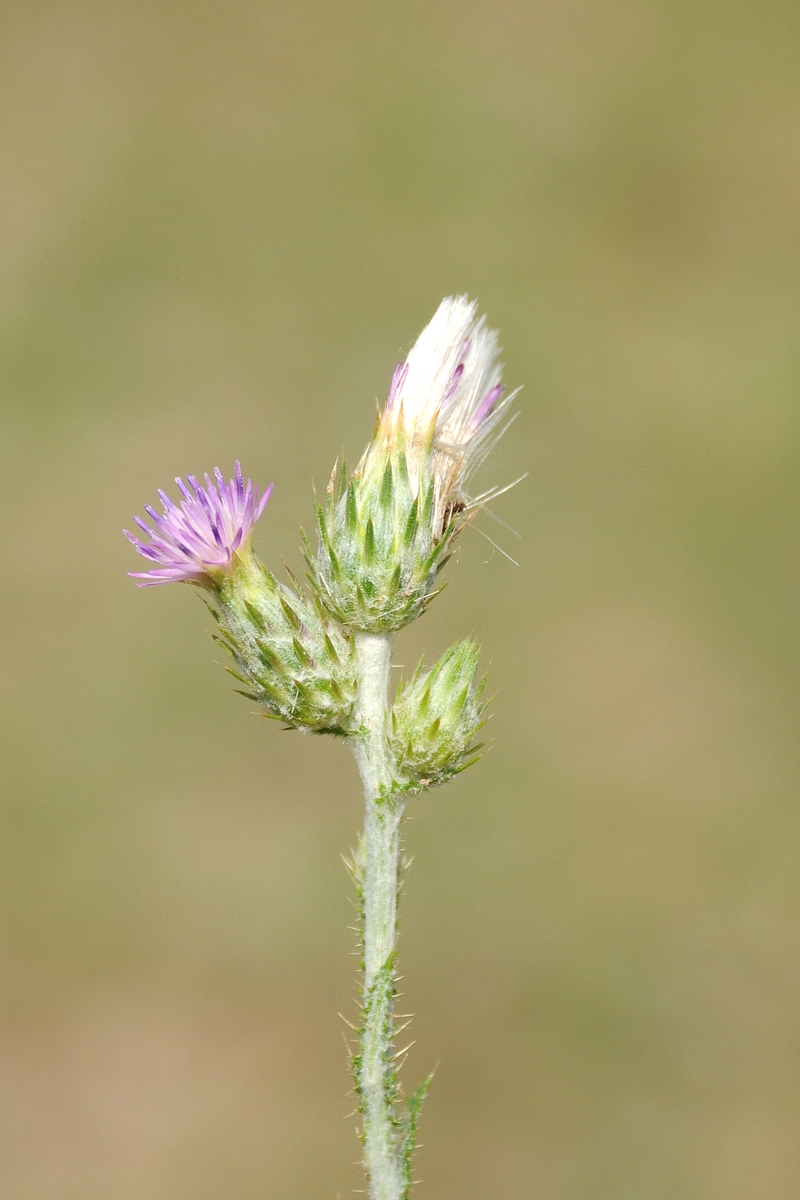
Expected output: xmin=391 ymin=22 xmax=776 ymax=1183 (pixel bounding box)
xmin=3 ymin=2 xmax=800 ymax=1198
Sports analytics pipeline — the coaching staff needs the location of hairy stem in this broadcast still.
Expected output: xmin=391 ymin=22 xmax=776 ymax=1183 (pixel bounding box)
xmin=351 ymin=632 xmax=405 ymax=1200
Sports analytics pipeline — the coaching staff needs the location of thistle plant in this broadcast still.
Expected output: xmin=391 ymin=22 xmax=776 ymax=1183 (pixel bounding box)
xmin=126 ymin=296 xmax=518 ymax=1200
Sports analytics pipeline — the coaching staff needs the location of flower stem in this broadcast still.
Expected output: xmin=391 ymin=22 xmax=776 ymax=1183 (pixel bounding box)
xmin=352 ymin=632 xmax=405 ymax=1200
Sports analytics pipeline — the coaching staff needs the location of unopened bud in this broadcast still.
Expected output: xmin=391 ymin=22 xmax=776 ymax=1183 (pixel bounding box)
xmin=309 ymin=297 xmax=517 ymax=633
xmin=391 ymin=640 xmax=487 ymax=790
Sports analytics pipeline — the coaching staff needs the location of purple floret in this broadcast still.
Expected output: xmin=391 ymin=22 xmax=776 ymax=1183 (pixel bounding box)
xmin=472 ymin=383 xmax=504 ymax=429
xmin=124 ymin=461 xmax=272 ymax=586
xmin=386 ymin=362 xmax=408 ymax=411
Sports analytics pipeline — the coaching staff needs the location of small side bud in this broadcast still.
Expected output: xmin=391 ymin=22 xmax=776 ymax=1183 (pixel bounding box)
xmin=391 ymin=640 xmax=487 ymax=790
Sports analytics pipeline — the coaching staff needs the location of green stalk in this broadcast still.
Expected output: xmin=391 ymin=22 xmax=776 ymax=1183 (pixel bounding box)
xmin=351 ymin=633 xmax=405 ymax=1200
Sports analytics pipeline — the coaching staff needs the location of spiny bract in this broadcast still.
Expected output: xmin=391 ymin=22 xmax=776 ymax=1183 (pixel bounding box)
xmin=212 ymin=558 xmax=357 ymax=735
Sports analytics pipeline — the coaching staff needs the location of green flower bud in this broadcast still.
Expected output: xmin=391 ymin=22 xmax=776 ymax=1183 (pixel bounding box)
xmin=307 ymin=446 xmax=453 ymax=635
xmin=391 ymin=640 xmax=487 ymax=790
xmin=208 ymin=555 xmax=357 ymax=735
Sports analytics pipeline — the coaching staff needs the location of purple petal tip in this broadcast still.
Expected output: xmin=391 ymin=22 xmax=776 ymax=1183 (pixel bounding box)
xmin=125 ymin=463 xmax=272 ymax=585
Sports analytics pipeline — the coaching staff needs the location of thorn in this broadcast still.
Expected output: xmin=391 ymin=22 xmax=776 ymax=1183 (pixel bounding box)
xmin=338 ymin=1012 xmax=358 ymax=1031
xmin=393 ymin=1041 xmax=416 ymax=1060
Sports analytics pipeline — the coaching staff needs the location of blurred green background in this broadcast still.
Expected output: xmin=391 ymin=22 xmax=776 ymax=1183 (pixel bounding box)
xmin=2 ymin=1 xmax=800 ymax=1197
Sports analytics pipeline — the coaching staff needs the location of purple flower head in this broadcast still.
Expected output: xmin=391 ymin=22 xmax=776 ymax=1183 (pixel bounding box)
xmin=125 ymin=462 xmax=272 ymax=586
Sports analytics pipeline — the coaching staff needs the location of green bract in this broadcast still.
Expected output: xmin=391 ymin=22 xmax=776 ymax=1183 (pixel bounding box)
xmin=307 ymin=447 xmax=455 ymax=635
xmin=209 ymin=555 xmax=357 ymax=734
xmin=391 ymin=640 xmax=487 ymax=790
